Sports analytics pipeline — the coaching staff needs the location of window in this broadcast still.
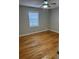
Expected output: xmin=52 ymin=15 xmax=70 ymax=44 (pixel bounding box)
xmin=28 ymin=11 xmax=39 ymax=27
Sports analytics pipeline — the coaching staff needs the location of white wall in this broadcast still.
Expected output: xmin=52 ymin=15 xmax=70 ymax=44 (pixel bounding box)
xmin=50 ymin=7 xmax=59 ymax=33
xmin=19 ymin=6 xmax=59 ymax=36
xmin=19 ymin=6 xmax=49 ymax=35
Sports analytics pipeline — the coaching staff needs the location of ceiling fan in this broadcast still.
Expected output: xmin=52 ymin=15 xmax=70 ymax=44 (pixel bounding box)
xmin=41 ymin=0 xmax=56 ymax=8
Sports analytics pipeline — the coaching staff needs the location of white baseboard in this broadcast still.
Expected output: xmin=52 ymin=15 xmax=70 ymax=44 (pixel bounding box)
xmin=19 ymin=29 xmax=49 ymax=37
xmin=49 ymin=29 xmax=59 ymax=33
xmin=19 ymin=29 xmax=59 ymax=37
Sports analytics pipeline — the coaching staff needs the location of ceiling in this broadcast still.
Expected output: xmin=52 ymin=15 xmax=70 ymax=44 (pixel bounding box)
xmin=19 ymin=0 xmax=59 ymax=9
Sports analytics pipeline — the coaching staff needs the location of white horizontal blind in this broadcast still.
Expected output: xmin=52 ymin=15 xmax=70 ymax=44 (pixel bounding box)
xmin=28 ymin=11 xmax=39 ymax=27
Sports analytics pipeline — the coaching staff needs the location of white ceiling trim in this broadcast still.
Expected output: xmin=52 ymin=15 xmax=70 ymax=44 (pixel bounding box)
xmin=19 ymin=0 xmax=59 ymax=9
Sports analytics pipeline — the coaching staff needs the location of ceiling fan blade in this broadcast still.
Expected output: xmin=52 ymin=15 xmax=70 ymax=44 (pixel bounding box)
xmin=51 ymin=3 xmax=56 ymax=5
xmin=47 ymin=0 xmax=56 ymax=5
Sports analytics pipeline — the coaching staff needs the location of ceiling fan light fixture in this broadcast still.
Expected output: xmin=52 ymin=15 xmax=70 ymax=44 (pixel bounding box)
xmin=42 ymin=4 xmax=48 ymax=8
xmin=42 ymin=0 xmax=49 ymax=8
xmin=44 ymin=1 xmax=48 ymax=4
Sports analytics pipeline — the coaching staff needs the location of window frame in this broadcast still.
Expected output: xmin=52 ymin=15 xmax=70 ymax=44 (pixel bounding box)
xmin=28 ymin=11 xmax=39 ymax=28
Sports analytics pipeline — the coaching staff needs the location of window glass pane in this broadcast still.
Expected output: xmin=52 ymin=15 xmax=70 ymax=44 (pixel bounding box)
xmin=29 ymin=12 xmax=39 ymax=27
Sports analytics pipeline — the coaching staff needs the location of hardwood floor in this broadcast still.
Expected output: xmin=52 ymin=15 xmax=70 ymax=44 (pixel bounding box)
xmin=19 ymin=31 xmax=59 ymax=59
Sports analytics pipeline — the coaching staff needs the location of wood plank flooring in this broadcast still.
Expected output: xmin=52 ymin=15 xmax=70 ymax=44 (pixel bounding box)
xmin=19 ymin=31 xmax=59 ymax=59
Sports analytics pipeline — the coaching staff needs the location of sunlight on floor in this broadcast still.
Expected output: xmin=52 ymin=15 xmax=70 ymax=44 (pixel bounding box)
xmin=42 ymin=55 xmax=51 ymax=59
